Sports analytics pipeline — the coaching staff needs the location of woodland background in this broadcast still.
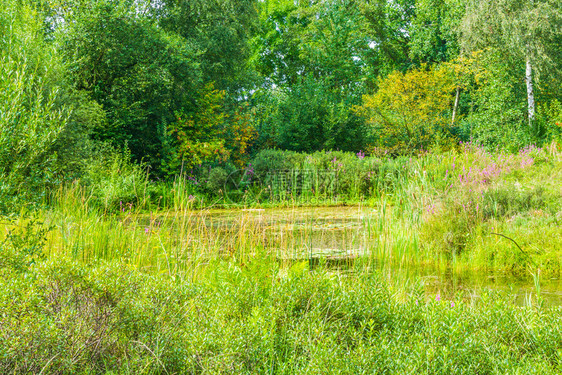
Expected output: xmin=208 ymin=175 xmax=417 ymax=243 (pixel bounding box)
xmin=1 ymin=0 xmax=562 ymax=209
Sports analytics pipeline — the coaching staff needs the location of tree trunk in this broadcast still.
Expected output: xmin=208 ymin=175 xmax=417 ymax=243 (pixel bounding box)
xmin=451 ymin=86 xmax=460 ymax=126
xmin=525 ymin=54 xmax=536 ymax=127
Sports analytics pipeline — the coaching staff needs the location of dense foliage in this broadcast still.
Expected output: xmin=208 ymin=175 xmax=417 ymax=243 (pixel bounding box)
xmin=2 ymin=0 xmax=562 ymax=209
xmin=0 ymin=255 xmax=560 ymax=374
xmin=2 ymin=1 xmax=562 ymax=372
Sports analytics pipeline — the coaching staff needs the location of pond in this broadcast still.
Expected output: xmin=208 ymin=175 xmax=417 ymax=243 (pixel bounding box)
xmin=140 ymin=205 xmax=561 ymax=306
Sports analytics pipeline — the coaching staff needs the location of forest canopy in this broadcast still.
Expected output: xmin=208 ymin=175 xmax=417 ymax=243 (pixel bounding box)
xmin=1 ymin=0 xmax=562 ymax=208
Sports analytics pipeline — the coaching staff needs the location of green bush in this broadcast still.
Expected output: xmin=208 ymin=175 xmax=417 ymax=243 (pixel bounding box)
xmin=250 ymin=149 xmax=414 ymax=201
xmin=537 ymin=99 xmax=562 ymax=143
xmin=0 ymin=0 xmax=105 ymax=213
xmin=0 ymin=2 xmax=68 ymax=212
xmin=357 ymin=65 xmax=458 ymax=154
xmin=81 ymin=146 xmax=149 ymax=211
xmin=252 ymin=75 xmax=370 ymax=153
xmin=0 ymin=214 xmax=50 ymax=272
xmin=0 ymin=256 xmax=561 ymax=374
xmin=205 ymin=166 xmax=229 ymax=195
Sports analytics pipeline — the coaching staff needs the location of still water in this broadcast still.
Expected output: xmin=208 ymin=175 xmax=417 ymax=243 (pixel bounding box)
xmin=143 ymin=205 xmax=561 ymax=306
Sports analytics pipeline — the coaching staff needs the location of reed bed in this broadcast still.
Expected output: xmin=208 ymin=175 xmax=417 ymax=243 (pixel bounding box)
xmin=2 ymin=142 xmax=560 ymax=278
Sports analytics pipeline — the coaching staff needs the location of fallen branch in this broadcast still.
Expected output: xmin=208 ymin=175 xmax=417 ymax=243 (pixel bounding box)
xmin=490 ymin=232 xmax=537 ymax=268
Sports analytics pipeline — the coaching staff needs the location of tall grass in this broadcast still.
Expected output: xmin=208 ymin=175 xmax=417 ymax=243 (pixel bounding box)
xmin=1 ymin=144 xmax=561 ymax=372
xmin=2 ymin=142 xmax=559 ymax=278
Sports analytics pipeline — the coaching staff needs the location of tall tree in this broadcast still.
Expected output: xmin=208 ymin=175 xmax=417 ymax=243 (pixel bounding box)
xmin=359 ymin=0 xmax=416 ymax=80
xmin=408 ymin=0 xmax=465 ymax=64
xmin=251 ymin=0 xmax=313 ymax=87
xmin=460 ymin=0 xmax=562 ymax=128
xmin=0 ymin=0 xmax=70 ymax=209
xmin=58 ymin=0 xmax=202 ymax=170
xmin=250 ymin=0 xmax=372 ymax=152
xmin=50 ymin=0 xmax=260 ymax=172
xmin=158 ymin=0 xmax=259 ymax=93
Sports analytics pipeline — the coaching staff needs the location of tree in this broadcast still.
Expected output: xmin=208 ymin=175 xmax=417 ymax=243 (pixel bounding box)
xmin=51 ymin=0 xmax=261 ymax=174
xmin=56 ymin=0 xmax=203 ymax=171
xmin=408 ymin=0 xmax=465 ymax=64
xmin=458 ymin=51 xmax=531 ymax=149
xmin=298 ymin=0 xmax=371 ymax=89
xmin=165 ymin=84 xmax=229 ymax=172
xmin=459 ymin=0 xmax=562 ymax=128
xmin=359 ymin=0 xmax=416 ymax=80
xmin=356 ymin=65 xmax=457 ymax=154
xmin=158 ymin=0 xmax=259 ymax=93
xmin=250 ymin=0 xmax=314 ymax=87
xmin=0 ymin=0 xmax=69 ymax=209
xmin=250 ymin=0 xmax=371 ymax=152
xmin=163 ymin=83 xmax=258 ymax=173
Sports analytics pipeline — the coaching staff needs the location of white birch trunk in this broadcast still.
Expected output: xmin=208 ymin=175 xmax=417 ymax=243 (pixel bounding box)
xmin=525 ymin=55 xmax=536 ymax=127
xmin=451 ymin=86 xmax=460 ymax=126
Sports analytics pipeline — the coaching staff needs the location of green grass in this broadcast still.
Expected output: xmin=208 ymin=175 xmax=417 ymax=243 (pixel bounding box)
xmin=2 ymin=142 xmax=560 ymax=276
xmin=3 ymin=142 xmax=561 ymax=276
xmin=1 ymin=143 xmax=562 ymax=373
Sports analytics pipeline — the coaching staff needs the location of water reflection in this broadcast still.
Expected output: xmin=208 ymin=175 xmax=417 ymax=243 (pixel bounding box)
xmin=381 ymin=264 xmax=562 ymax=307
xmin=138 ymin=205 xmax=561 ymax=306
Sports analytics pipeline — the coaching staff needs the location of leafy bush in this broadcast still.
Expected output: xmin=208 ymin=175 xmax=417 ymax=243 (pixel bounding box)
xmin=0 ymin=214 xmax=50 ymax=272
xmin=250 ymin=149 xmax=420 ymax=202
xmin=537 ymin=99 xmax=562 ymax=144
xmin=252 ymin=75 xmax=370 ymax=153
xmin=205 ymin=166 xmax=229 ymax=195
xmin=165 ymin=84 xmax=230 ymax=173
xmin=81 ymin=146 xmax=149 ymax=210
xmin=460 ymin=51 xmax=531 ymax=150
xmin=0 ymin=256 xmax=561 ymax=373
xmin=357 ymin=64 xmax=458 ymax=154
xmin=0 ymin=2 xmax=69 ymax=212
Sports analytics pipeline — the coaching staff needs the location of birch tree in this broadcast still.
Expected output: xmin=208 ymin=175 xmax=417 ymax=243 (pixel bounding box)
xmin=459 ymin=0 xmax=562 ymax=128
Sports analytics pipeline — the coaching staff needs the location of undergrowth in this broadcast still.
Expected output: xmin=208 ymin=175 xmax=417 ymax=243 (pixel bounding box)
xmin=0 ymin=256 xmax=560 ymax=374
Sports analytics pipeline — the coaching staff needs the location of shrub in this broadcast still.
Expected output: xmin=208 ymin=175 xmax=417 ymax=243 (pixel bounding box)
xmin=460 ymin=51 xmax=530 ymax=150
xmin=0 ymin=2 xmax=69 ymax=212
xmin=81 ymin=145 xmax=149 ymax=211
xmin=356 ymin=64 xmax=458 ymax=154
xmin=0 ymin=214 xmax=50 ymax=272
xmin=537 ymin=99 xmax=562 ymax=144
xmin=205 ymin=166 xmax=229 ymax=196
xmin=251 ymin=75 xmax=370 ymax=153
xmin=0 ymin=257 xmax=561 ymax=373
